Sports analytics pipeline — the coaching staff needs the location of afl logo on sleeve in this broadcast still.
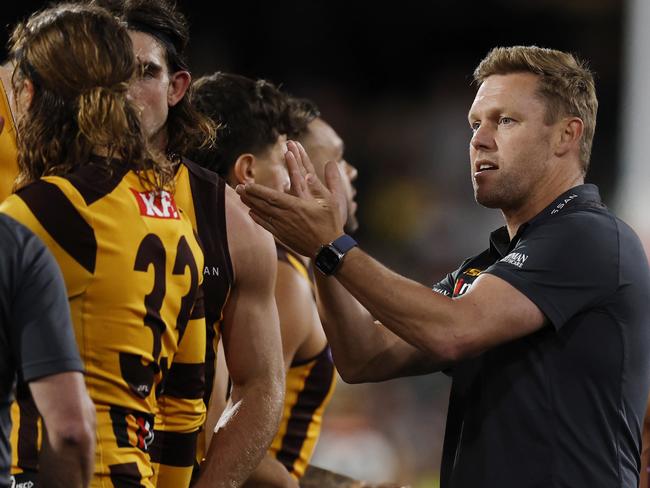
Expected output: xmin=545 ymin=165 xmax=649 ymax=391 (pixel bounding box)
xmin=130 ymin=189 xmax=180 ymax=220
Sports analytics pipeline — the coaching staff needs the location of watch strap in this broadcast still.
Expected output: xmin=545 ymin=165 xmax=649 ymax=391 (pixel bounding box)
xmin=330 ymin=234 xmax=358 ymax=254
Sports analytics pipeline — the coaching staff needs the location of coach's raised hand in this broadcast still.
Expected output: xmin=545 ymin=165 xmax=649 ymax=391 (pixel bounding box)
xmin=236 ymin=140 xmax=348 ymax=257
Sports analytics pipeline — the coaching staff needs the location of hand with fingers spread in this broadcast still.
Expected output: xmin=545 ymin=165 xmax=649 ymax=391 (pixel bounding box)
xmin=236 ymin=140 xmax=349 ymax=258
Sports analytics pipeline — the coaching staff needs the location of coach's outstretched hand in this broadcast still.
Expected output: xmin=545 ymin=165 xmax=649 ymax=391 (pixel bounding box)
xmin=236 ymin=140 xmax=348 ymax=257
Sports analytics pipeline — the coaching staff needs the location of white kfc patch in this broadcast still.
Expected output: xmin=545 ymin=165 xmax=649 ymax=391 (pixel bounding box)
xmin=131 ymin=189 xmax=180 ymax=220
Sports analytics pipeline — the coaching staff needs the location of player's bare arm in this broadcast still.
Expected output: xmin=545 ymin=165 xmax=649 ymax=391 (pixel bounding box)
xmin=243 ymin=257 xmax=323 ymax=488
xmin=195 ymin=186 xmax=285 ymax=488
xmin=237 ymin=143 xmax=546 ymax=373
xmin=29 ymin=371 xmax=95 ymax=488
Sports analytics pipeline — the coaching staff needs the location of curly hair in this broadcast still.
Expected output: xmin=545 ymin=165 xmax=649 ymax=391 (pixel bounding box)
xmin=189 ymin=72 xmax=320 ymax=177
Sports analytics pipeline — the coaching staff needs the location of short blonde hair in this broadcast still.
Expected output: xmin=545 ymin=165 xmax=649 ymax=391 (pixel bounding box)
xmin=474 ymin=46 xmax=598 ymax=172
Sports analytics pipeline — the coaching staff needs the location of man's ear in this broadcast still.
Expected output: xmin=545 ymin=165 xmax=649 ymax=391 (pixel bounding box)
xmin=554 ymin=117 xmax=584 ymax=158
xmin=231 ymin=154 xmax=256 ymax=185
xmin=168 ymin=70 xmax=191 ymax=107
xmin=18 ymin=78 xmax=35 ymax=112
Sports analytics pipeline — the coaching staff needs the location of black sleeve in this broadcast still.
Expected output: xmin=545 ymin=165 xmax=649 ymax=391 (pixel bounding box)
xmin=432 ymin=258 xmax=471 ymax=297
xmin=432 ymin=273 xmax=455 ymax=297
xmin=8 ymin=220 xmax=84 ymax=382
xmin=484 ymin=210 xmax=619 ymax=330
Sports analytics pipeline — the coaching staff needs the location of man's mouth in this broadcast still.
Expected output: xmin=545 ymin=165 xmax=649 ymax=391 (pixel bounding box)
xmin=475 ymin=161 xmax=498 ymax=174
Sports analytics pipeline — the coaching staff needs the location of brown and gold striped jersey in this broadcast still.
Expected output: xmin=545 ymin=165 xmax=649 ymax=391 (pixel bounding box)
xmin=270 ymin=244 xmax=336 ymax=479
xmin=151 ymin=159 xmax=233 ymax=487
xmin=1 ymin=158 xmax=206 ymax=487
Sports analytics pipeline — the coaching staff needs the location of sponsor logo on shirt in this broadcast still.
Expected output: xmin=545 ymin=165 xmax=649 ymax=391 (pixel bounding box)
xmin=135 ymin=415 xmax=155 ymax=451
xmin=10 ymin=477 xmax=33 ymax=488
xmin=454 ymin=278 xmax=473 ymax=296
xmin=131 ymin=189 xmax=180 ymax=220
xmin=550 ymin=194 xmax=578 ymax=215
xmin=463 ymin=268 xmax=482 ymax=277
xmin=432 ymin=286 xmax=450 ymax=296
xmin=501 ymin=252 xmax=528 ymax=268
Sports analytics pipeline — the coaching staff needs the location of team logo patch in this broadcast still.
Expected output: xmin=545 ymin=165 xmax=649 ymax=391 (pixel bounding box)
xmin=131 ymin=189 xmax=180 ymax=220
xmin=463 ymin=268 xmax=482 ymax=277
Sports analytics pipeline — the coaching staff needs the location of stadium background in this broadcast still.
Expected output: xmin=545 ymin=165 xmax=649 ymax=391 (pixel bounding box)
xmin=2 ymin=0 xmax=639 ymax=486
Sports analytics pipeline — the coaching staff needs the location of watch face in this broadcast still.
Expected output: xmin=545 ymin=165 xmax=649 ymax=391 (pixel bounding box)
xmin=315 ymin=245 xmax=341 ymax=275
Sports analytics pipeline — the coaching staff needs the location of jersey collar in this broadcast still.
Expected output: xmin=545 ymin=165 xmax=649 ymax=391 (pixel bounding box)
xmin=488 ymin=184 xmax=604 ymax=258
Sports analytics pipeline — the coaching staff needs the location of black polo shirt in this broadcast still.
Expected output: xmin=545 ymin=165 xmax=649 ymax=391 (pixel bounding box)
xmin=0 ymin=215 xmax=83 ymax=488
xmin=433 ymin=184 xmax=650 ymax=488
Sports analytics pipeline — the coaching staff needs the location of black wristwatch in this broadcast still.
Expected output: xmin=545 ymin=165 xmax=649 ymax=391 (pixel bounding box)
xmin=314 ymin=234 xmax=358 ymax=276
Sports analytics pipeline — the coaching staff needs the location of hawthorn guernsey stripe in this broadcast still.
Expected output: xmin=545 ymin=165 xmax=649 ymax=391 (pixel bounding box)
xmin=17 ymin=180 xmax=97 ymax=273
xmin=269 ymin=242 xmax=336 ymax=478
xmin=273 ymin=347 xmax=336 ymax=477
xmin=1 ymin=162 xmax=206 ymax=487
xmin=164 ymin=160 xmax=233 ymax=485
xmin=163 ymin=363 xmax=206 ymax=399
xmin=149 ymin=430 xmax=199 ymax=467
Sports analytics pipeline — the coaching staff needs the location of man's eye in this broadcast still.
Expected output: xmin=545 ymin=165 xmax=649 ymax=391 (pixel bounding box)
xmin=470 ymin=122 xmax=480 ymax=132
xmin=498 ymin=117 xmax=513 ymax=125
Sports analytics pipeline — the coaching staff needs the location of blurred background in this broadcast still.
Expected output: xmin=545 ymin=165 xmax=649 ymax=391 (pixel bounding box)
xmin=3 ymin=0 xmax=646 ymax=486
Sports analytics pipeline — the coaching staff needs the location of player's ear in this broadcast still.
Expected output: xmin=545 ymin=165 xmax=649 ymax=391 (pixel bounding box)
xmin=554 ymin=116 xmax=583 ymax=159
xmin=231 ymin=154 xmax=256 ymax=185
xmin=167 ymin=70 xmax=190 ymax=107
xmin=17 ymin=78 xmax=35 ymax=113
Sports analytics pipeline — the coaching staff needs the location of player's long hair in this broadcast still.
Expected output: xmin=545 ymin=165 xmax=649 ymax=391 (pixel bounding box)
xmin=10 ymin=3 xmax=173 ymax=191
xmin=111 ymin=0 xmax=216 ymax=158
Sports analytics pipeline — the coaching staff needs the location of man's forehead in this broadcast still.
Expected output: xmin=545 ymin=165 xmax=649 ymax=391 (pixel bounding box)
xmin=468 ymin=72 xmax=541 ymax=116
xmin=307 ymin=118 xmax=343 ymax=154
xmin=128 ymin=30 xmax=165 ymax=62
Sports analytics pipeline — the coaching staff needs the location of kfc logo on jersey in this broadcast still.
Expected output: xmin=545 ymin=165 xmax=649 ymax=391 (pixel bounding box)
xmin=131 ymin=189 xmax=180 ymax=219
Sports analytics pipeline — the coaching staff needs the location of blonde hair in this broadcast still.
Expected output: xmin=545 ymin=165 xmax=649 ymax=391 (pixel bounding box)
xmin=10 ymin=3 xmax=173 ymax=190
xmin=474 ymin=46 xmax=598 ymax=172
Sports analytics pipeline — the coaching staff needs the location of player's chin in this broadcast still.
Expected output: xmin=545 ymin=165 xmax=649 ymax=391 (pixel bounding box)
xmin=474 ymin=187 xmax=504 ymax=209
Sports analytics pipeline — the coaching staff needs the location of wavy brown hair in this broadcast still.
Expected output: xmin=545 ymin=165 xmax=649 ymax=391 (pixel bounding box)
xmin=10 ymin=3 xmax=173 ymax=190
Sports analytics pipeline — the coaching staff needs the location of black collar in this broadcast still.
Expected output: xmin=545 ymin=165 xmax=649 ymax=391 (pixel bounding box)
xmin=488 ymin=184 xmax=603 ymax=258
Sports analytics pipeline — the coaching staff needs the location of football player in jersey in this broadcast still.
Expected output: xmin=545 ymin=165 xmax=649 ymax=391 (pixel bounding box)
xmin=189 ymin=73 xmax=335 ymax=487
xmin=1 ymin=4 xmax=206 ymax=487
xmin=102 ymin=1 xmax=285 ymax=487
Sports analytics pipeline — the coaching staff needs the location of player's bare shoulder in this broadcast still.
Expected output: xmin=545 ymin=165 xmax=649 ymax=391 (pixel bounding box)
xmin=224 ymin=183 xmax=275 ymax=278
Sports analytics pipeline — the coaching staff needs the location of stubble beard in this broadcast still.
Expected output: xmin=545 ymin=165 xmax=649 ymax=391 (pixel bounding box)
xmin=474 ymin=170 xmax=529 ymax=212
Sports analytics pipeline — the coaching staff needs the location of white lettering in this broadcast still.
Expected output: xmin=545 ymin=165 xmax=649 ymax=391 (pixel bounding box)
xmin=159 ymin=191 xmax=178 ymax=218
xmin=138 ymin=192 xmax=164 ymax=217
xmin=500 ymin=252 xmax=529 ymax=268
xmin=204 ymin=266 xmax=220 ymax=277
xmin=551 ymin=194 xmax=578 ymax=214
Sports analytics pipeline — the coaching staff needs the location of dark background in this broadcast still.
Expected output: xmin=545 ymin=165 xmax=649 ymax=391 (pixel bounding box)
xmin=0 ymin=1 xmax=625 ymax=484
